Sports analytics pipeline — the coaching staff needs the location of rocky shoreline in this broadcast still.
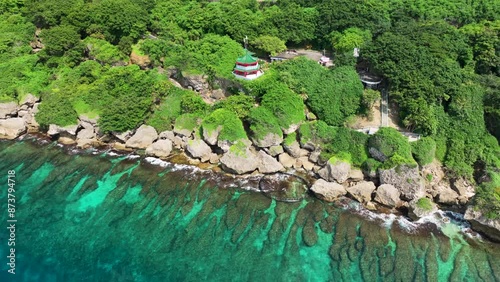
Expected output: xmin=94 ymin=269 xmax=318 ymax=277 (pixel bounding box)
xmin=1 ymin=97 xmax=499 ymax=242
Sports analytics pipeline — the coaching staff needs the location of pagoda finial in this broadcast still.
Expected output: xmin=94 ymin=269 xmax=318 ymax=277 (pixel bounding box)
xmin=244 ymin=36 xmax=248 ymax=50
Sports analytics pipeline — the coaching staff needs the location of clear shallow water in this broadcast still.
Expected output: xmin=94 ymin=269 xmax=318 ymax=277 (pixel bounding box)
xmin=0 ymin=139 xmax=499 ymax=282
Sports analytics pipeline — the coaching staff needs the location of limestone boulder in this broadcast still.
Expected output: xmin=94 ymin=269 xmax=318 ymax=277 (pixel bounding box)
xmin=435 ymin=185 xmax=460 ymax=205
xmin=0 ymin=118 xmax=26 ymax=139
xmin=409 ymin=198 xmax=438 ymax=220
xmin=125 ymin=125 xmax=158 ymax=149
xmin=186 ymin=139 xmax=212 ymax=161
xmin=158 ymin=130 xmax=175 ymax=141
xmin=298 ymin=156 xmax=314 ymax=171
xmin=278 ymin=153 xmax=295 ymax=168
xmin=146 ymin=139 xmax=173 ymax=158
xmin=310 ymin=179 xmax=346 ymax=202
xmin=47 ymin=124 xmax=79 ymax=136
xmin=0 ymin=102 xmax=18 ymax=119
xmin=77 ymin=127 xmax=95 ymax=140
xmin=251 ymin=132 xmax=283 ymax=148
xmin=374 ymin=184 xmax=401 ymax=207
xmin=348 ymin=169 xmax=365 ymax=181
xmin=318 ymin=158 xmax=351 ymax=184
xmin=282 ymin=123 xmax=300 ymax=135
xmin=267 ymin=145 xmax=284 ymax=157
xmin=464 ymin=206 xmax=500 ymax=242
xmin=20 ymin=94 xmax=40 ymax=106
xmin=283 ymin=139 xmax=308 ymax=158
xmin=451 ymin=178 xmax=475 ymax=199
xmin=257 ymin=150 xmax=284 ymax=174
xmin=202 ymin=125 xmax=221 ymax=146
xmin=379 ymin=164 xmax=425 ymax=201
xmin=220 ymin=141 xmax=259 ymax=174
xmin=346 ymin=181 xmax=376 ymax=204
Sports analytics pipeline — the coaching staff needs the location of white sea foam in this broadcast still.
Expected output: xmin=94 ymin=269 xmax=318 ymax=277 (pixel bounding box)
xmin=144 ymin=157 xmax=170 ymax=167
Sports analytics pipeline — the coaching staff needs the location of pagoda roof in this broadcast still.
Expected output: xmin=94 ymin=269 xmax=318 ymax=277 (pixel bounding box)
xmin=236 ymin=49 xmax=258 ymax=64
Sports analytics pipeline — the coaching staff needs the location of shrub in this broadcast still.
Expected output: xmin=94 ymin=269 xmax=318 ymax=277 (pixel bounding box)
xmin=174 ymin=113 xmax=201 ymax=132
xmin=368 ymin=127 xmax=415 ymax=166
xmin=261 ymin=84 xmax=305 ymax=130
xmin=82 ymin=37 xmax=128 ymax=65
xmin=363 ymin=158 xmax=382 ymax=175
xmin=416 ymin=198 xmax=434 ymax=212
xmin=411 ymin=137 xmax=436 ymax=166
xmin=284 ymin=132 xmax=297 ymax=146
xmin=213 ymin=94 xmax=254 ymax=119
xmin=247 ymin=107 xmax=282 ymax=142
xmin=202 ymin=109 xmax=247 ymax=142
xmin=473 ymin=170 xmax=500 ymax=219
xmin=36 ymin=93 xmax=78 ymax=127
xmin=180 ymin=91 xmax=209 ymax=115
xmin=147 ymin=88 xmax=185 ymax=131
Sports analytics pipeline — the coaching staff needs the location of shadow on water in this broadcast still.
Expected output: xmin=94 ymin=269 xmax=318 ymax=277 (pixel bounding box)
xmin=0 ymin=139 xmax=499 ymax=281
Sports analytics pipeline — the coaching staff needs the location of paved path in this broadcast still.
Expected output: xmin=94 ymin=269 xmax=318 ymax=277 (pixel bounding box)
xmin=381 ymin=88 xmax=389 ymax=127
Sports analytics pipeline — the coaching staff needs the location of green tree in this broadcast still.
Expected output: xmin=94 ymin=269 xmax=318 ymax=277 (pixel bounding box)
xmin=252 ymin=35 xmax=286 ymax=56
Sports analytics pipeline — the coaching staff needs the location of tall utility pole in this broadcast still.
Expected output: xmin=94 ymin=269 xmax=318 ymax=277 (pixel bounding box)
xmin=244 ymin=36 xmax=248 ymax=49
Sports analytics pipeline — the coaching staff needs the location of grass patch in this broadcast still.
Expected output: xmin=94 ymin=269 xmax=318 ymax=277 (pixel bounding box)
xmin=416 ymin=198 xmax=433 ymax=212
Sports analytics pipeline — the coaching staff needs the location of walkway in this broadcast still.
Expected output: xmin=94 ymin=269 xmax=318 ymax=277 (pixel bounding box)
xmin=381 ymin=88 xmax=389 ymax=127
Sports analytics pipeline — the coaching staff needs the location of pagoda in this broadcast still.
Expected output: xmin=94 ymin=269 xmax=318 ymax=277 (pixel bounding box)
xmin=233 ymin=49 xmax=263 ymax=80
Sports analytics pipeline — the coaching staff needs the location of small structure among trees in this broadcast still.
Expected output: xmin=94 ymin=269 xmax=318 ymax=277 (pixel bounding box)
xmin=232 ymin=49 xmax=264 ymax=80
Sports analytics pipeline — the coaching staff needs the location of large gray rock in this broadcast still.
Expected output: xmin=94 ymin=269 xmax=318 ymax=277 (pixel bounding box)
xmin=318 ymin=158 xmax=351 ymax=184
xmin=202 ymin=125 xmax=222 ymax=145
xmin=465 ymin=206 xmax=500 ymax=242
xmin=146 ymin=139 xmax=173 ymax=158
xmin=0 ymin=102 xmax=18 ymax=119
xmin=48 ymin=124 xmax=79 ymax=136
xmin=112 ymin=130 xmax=133 ymax=142
xmin=251 ymin=132 xmax=283 ymax=148
xmin=267 ymin=145 xmax=284 ymax=157
xmin=310 ymin=179 xmax=346 ymax=202
xmin=298 ymin=156 xmax=314 ymax=171
xmin=79 ymin=114 xmax=99 ymax=125
xmin=20 ymin=94 xmax=40 ymax=106
xmin=283 ymin=139 xmax=308 ymax=158
xmin=379 ymin=165 xmax=424 ymax=201
xmin=173 ymin=126 xmax=193 ymax=138
xmin=435 ymin=185 xmax=459 ymax=205
xmin=180 ymin=74 xmax=208 ymax=92
xmin=348 ymin=169 xmax=365 ymax=181
xmin=451 ymin=178 xmax=475 ymax=199
xmin=257 ymin=150 xmax=284 ymax=174
xmin=369 ymin=147 xmax=388 ymax=162
xmin=220 ymin=141 xmax=259 ymax=174
xmin=374 ymin=184 xmax=401 ymax=207
xmin=408 ymin=198 xmax=438 ymax=220
xmin=282 ymin=123 xmax=300 ymax=135
xmin=76 ymin=138 xmax=97 ymax=149
xmin=159 ymin=130 xmax=175 ymax=141
xmin=278 ymin=152 xmax=295 ymax=168
xmin=346 ymin=181 xmax=376 ymax=204
xmin=186 ymin=139 xmax=212 ymax=161
xmin=77 ymin=127 xmax=95 ymax=140
xmin=125 ymin=125 xmax=158 ymax=149
xmin=0 ymin=118 xmax=26 ymax=139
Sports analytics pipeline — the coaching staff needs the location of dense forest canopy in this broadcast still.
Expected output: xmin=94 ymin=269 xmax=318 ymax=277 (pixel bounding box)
xmin=0 ymin=0 xmax=499 ymax=217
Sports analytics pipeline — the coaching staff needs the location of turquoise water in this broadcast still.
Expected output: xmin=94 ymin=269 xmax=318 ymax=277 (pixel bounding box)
xmin=0 ymin=139 xmax=499 ymax=281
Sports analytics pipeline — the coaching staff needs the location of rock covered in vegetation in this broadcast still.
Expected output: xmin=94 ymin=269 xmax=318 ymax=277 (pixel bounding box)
xmin=409 ymin=197 xmax=438 ymax=220
xmin=125 ymin=125 xmax=158 ymax=149
xmin=186 ymin=139 xmax=212 ymax=161
xmin=310 ymin=179 xmax=346 ymax=202
xmin=0 ymin=118 xmax=26 ymax=139
xmin=318 ymin=158 xmax=351 ymax=184
xmin=257 ymin=150 xmax=284 ymax=174
xmin=220 ymin=140 xmax=258 ymax=174
xmin=146 ymin=139 xmax=173 ymax=159
xmin=267 ymin=145 xmax=284 ymax=157
xmin=464 ymin=207 xmax=500 ymax=242
xmin=379 ymin=164 xmax=424 ymax=201
xmin=346 ymin=181 xmax=376 ymax=204
xmin=374 ymin=184 xmax=401 ymax=207
xmin=20 ymin=94 xmax=40 ymax=106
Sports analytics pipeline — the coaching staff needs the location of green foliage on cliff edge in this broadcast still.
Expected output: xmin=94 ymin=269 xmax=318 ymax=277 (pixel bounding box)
xmin=369 ymin=127 xmax=415 ymax=167
xmin=411 ymin=137 xmax=436 ymax=166
xmin=416 ymin=198 xmax=434 ymax=212
xmin=261 ymin=84 xmax=305 ymax=130
xmin=36 ymin=93 xmax=78 ymax=127
xmin=474 ymin=171 xmax=500 ymax=219
xmin=247 ymin=107 xmax=282 ymax=143
xmin=202 ymin=109 xmax=247 ymax=142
